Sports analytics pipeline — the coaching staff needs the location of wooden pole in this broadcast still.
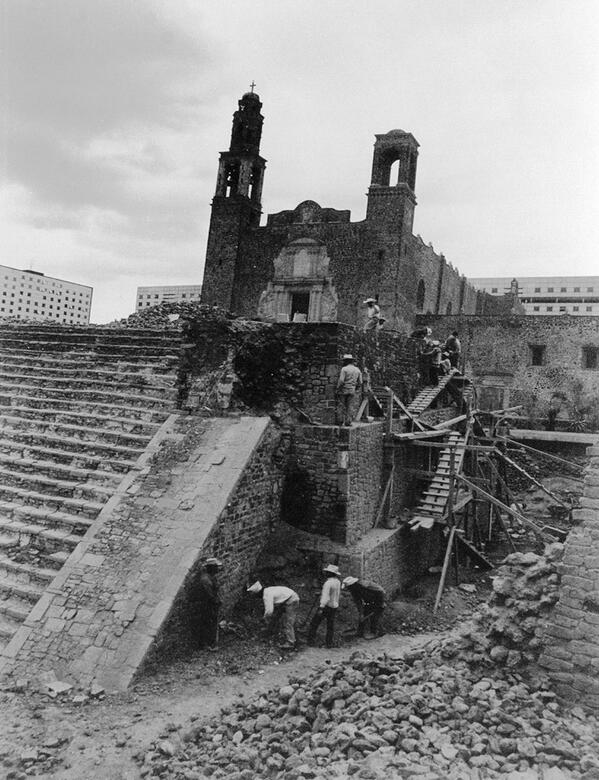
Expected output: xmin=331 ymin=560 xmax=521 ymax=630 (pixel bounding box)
xmin=434 ymin=527 xmax=457 ymax=613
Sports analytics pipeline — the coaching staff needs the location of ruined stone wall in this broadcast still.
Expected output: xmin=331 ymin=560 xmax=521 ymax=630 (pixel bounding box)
xmin=418 ymin=314 xmax=599 ymax=427
xmin=540 ymin=443 xmax=599 ymax=712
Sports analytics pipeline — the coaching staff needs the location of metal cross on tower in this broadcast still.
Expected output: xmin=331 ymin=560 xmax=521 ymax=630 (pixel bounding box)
xmin=249 ymin=80 xmax=256 ymax=93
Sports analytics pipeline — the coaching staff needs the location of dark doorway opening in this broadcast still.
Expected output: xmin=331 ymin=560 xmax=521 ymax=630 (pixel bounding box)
xmin=291 ymin=292 xmax=310 ymax=321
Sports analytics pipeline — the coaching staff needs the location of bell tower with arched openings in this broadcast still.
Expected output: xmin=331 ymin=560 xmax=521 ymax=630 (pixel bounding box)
xmin=366 ymin=129 xmax=418 ymax=230
xmin=201 ymin=87 xmax=267 ymax=310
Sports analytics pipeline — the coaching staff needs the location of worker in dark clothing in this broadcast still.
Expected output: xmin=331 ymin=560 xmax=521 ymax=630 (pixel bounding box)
xmin=195 ymin=557 xmax=222 ymax=650
xmin=342 ymin=576 xmax=386 ymax=638
xmin=444 ymin=331 xmax=461 ymax=369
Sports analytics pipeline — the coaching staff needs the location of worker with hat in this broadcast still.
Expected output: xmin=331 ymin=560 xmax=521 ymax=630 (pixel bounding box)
xmin=247 ymin=581 xmax=300 ymax=650
xmin=363 ymin=297 xmax=381 ymax=332
xmin=195 ymin=557 xmax=223 ymax=650
xmin=307 ymin=563 xmax=342 ymax=648
xmin=342 ymin=576 xmax=386 ymax=638
xmin=336 ymin=354 xmax=362 ymax=427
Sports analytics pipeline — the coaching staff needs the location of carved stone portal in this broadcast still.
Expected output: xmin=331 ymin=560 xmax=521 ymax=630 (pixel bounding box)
xmin=258 ymin=238 xmax=338 ymax=322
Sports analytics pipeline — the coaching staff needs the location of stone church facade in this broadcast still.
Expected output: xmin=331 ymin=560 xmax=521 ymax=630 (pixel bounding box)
xmin=201 ymin=90 xmax=483 ymax=331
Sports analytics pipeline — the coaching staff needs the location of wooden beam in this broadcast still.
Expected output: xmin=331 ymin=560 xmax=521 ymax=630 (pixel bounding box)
xmin=501 ymin=437 xmax=583 ymax=472
xmin=373 ymin=469 xmax=394 ymax=529
xmin=432 ymin=414 xmax=468 ymax=430
xmin=383 ymin=386 xmax=427 ymax=432
xmin=456 ymin=473 xmax=551 ymax=541
xmin=434 ymin=527 xmax=457 ymax=614
xmin=393 ymin=429 xmax=450 ymax=441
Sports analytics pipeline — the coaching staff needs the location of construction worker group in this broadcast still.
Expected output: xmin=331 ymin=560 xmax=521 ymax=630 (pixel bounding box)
xmin=195 ymin=557 xmax=385 ymax=652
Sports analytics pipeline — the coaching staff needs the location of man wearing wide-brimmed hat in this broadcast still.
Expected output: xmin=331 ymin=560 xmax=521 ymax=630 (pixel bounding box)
xmin=307 ymin=563 xmax=342 ymax=648
xmin=336 ymin=354 xmax=362 ymax=427
xmin=363 ymin=297 xmax=381 ymax=332
xmin=247 ymin=581 xmax=300 ymax=650
xmin=195 ymin=557 xmax=223 ymax=650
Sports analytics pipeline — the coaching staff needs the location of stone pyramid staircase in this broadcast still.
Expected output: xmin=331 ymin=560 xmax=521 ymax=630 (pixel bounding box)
xmin=0 ymin=325 xmax=181 ymax=651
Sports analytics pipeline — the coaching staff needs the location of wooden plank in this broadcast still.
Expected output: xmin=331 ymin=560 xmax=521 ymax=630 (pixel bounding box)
xmin=383 ymin=386 xmax=427 ymax=432
xmin=455 ymin=534 xmax=494 ymax=570
xmin=432 ymin=414 xmax=468 ymax=430
xmin=502 ymin=437 xmax=583 ymax=472
xmin=354 ymin=397 xmax=369 ymax=422
xmin=393 ymin=430 xmax=450 ymax=441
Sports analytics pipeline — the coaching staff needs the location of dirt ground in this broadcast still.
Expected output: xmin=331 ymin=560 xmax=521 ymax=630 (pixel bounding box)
xmin=0 ymin=450 xmax=585 ymax=780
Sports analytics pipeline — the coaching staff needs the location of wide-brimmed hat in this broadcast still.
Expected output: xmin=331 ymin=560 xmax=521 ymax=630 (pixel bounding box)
xmin=247 ymin=581 xmax=262 ymax=594
xmin=363 ymin=298 xmax=376 ymax=304
xmin=342 ymin=353 xmax=354 ymax=361
xmin=342 ymin=576 xmax=359 ymax=589
xmin=205 ymin=557 xmax=222 ymax=567
xmin=323 ymin=564 xmax=341 ymax=576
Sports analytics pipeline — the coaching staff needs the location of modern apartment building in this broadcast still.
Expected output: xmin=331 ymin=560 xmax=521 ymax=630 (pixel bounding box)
xmin=0 ymin=265 xmax=93 ymax=324
xmin=469 ymin=276 xmax=599 ymax=315
xmin=135 ymin=284 xmax=202 ymax=311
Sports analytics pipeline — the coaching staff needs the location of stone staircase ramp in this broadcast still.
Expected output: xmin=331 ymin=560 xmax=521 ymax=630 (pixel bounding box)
xmin=0 ymin=324 xmax=182 ymax=652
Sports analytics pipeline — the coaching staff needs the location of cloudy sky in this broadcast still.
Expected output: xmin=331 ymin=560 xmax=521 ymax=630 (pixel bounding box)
xmin=2 ymin=0 xmax=598 ymax=323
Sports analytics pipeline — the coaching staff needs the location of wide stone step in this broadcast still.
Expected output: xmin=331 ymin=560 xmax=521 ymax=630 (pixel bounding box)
xmin=0 ymin=330 xmax=181 ymax=348
xmin=0 ymin=414 xmax=154 ymax=448
xmin=0 ymin=370 xmax=176 ymax=396
xmin=0 ymin=438 xmax=137 ymax=473
xmin=0 ymin=574 xmax=41 ymax=605
xmin=3 ymin=404 xmax=162 ymax=436
xmin=0 ymin=466 xmax=114 ymax=503
xmin=0 ymin=483 xmax=104 ymax=521
xmin=0 ymin=613 xmax=22 ymax=647
xmin=0 ymin=453 xmax=122 ymax=487
xmin=0 ymin=518 xmax=81 ymax=557
xmin=0 ymin=348 xmax=179 ymax=372
xmin=0 ymin=555 xmax=56 ymax=589
xmin=0 ymin=596 xmax=33 ymax=624
xmin=0 ymin=393 xmax=170 ymax=423
xmin=0 ymin=359 xmax=178 ymax=386
xmin=0 ymin=380 xmax=176 ymax=408
xmin=0 ymin=500 xmax=93 ymax=536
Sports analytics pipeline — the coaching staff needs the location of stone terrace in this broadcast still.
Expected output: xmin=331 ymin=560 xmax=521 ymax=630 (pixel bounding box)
xmin=0 ymin=324 xmax=181 ymax=652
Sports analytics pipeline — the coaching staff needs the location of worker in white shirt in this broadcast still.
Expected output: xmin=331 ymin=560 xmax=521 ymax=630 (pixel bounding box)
xmin=247 ymin=581 xmax=300 ymax=650
xmin=307 ymin=564 xmax=341 ymax=648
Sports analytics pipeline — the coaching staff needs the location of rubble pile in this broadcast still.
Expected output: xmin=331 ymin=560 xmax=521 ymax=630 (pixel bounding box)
xmin=139 ymin=649 xmax=599 ymax=779
xmin=122 ymin=301 xmax=234 ymax=329
xmin=449 ymin=544 xmax=563 ymax=669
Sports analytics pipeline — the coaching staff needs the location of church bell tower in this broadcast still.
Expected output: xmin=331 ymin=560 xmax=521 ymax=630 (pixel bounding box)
xmin=201 ymin=88 xmax=266 ymax=309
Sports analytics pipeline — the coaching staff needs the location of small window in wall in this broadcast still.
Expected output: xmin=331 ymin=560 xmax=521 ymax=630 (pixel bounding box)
xmin=588 ymin=287 xmax=594 ymax=293
xmin=583 ymin=346 xmax=598 ymax=369
xmin=534 ymin=287 xmax=541 ymax=293
xmin=587 ymin=306 xmax=593 ymax=312
xmin=445 ymin=301 xmax=453 ymax=315
xmin=546 ymin=306 xmax=553 ymax=312
xmin=574 ymin=287 xmax=580 ymax=292
xmin=533 ymin=306 xmax=540 ymax=312
xmin=560 ymin=287 xmax=567 ymax=292
xmin=491 ymin=287 xmax=498 ymax=293
xmin=559 ymin=306 xmax=566 ymax=312
xmin=530 ymin=345 xmax=546 ymax=366
xmin=547 ymin=287 xmax=554 ymax=293
xmin=573 ymin=306 xmax=579 ymax=312
xmin=416 ymin=279 xmax=426 ymax=311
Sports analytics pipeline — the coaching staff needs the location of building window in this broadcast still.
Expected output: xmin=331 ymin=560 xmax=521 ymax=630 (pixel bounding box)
xmin=446 ymin=301 xmax=453 ymax=315
xmin=533 ymin=306 xmax=540 ymax=312
xmin=530 ymin=345 xmax=546 ymax=366
xmin=547 ymin=287 xmax=554 ymax=293
xmin=588 ymin=287 xmax=594 ymax=293
xmin=416 ymin=279 xmax=426 ymax=311
xmin=573 ymin=306 xmax=579 ymax=312
xmin=546 ymin=306 xmax=553 ymax=312
xmin=574 ymin=287 xmax=580 ymax=292
xmin=587 ymin=306 xmax=593 ymax=312
xmin=534 ymin=287 xmax=541 ymax=293
xmin=491 ymin=287 xmax=498 ymax=294
xmin=583 ymin=346 xmax=598 ymax=369
xmin=559 ymin=306 xmax=566 ymax=312
xmin=560 ymin=287 xmax=567 ymax=292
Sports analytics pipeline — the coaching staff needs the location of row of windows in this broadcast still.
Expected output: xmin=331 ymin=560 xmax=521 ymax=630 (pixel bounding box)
xmin=531 ymin=305 xmax=594 ymax=313
xmin=0 ymin=307 xmax=85 ymax=319
xmin=530 ymin=345 xmax=598 ymax=368
xmin=2 ymin=276 xmax=90 ymax=296
xmin=138 ymin=292 xmax=199 ymax=300
xmin=487 ymin=286 xmax=594 ymax=294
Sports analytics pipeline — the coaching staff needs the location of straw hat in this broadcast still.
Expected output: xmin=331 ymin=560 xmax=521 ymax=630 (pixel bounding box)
xmin=247 ymin=581 xmax=262 ymax=594
xmin=342 ymin=353 xmax=354 ymax=361
xmin=363 ymin=298 xmax=376 ymax=304
xmin=323 ymin=564 xmax=341 ymax=576
xmin=342 ymin=576 xmax=359 ymax=589
xmin=205 ymin=557 xmax=222 ymax=567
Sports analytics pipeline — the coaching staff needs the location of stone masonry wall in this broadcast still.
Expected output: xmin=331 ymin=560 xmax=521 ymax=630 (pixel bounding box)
xmin=418 ymin=314 xmax=599 ymax=427
xmin=540 ymin=442 xmax=599 ymax=712
xmin=283 ymin=423 xmax=385 ymax=546
xmin=0 ymin=416 xmax=282 ymax=691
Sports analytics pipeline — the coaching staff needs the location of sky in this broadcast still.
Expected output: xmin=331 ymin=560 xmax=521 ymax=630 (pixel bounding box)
xmin=1 ymin=0 xmax=598 ymax=324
